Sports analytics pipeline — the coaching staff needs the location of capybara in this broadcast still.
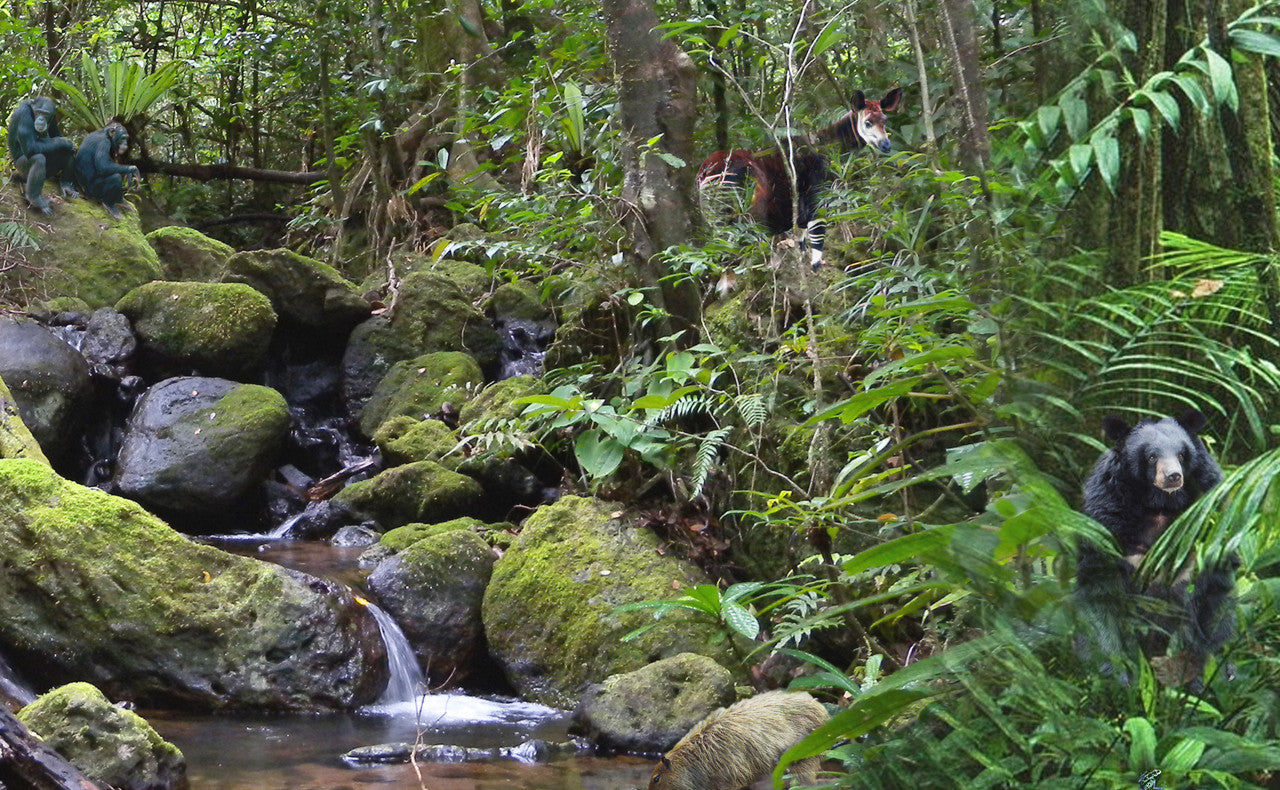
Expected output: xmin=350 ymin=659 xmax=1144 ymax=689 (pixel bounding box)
xmin=648 ymin=690 xmax=829 ymax=790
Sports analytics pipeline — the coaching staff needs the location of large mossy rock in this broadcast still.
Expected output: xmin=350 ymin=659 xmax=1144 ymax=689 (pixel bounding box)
xmin=114 ymin=377 xmax=289 ymax=522
xmin=574 ymin=653 xmax=736 ymax=753
xmin=0 ymin=374 xmax=50 ymax=465
xmin=482 ymin=496 xmax=736 ymax=708
xmin=116 ymin=281 xmax=277 ymax=380
xmin=358 ymin=351 xmax=482 ymax=438
xmin=331 ymin=460 xmax=483 ymax=530
xmin=0 ymin=318 xmax=92 ymax=463
xmin=340 ymin=273 xmax=500 ymax=412
xmin=367 ymin=530 xmax=495 ymax=685
xmin=458 ymin=375 xmax=546 ymax=428
xmin=2 ymin=196 xmax=163 ymax=308
xmin=145 ymin=226 xmax=234 ymax=282
xmin=373 ymin=416 xmax=459 ymax=466
xmin=0 ymin=459 xmax=386 ymax=710
xmin=18 ymin=682 xmax=187 ymax=790
xmin=222 ymin=248 xmax=369 ymax=330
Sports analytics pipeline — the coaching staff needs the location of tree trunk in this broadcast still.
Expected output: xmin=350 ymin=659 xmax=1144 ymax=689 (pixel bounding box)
xmin=600 ymin=0 xmax=703 ymax=341
xmin=937 ymin=0 xmax=990 ymax=173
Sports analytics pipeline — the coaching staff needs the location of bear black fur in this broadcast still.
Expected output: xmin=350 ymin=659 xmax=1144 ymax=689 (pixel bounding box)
xmin=1076 ymin=409 xmax=1234 ymax=684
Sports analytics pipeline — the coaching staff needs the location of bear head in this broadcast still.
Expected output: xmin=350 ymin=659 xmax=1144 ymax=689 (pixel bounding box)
xmin=1101 ymin=409 xmax=1208 ymax=494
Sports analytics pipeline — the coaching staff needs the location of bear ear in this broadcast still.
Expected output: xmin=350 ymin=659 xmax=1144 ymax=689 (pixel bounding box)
xmin=1101 ymin=414 xmax=1131 ymax=442
xmin=1177 ymin=408 xmax=1207 ymax=435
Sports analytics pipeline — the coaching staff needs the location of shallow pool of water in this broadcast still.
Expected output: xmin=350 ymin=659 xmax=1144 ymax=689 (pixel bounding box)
xmin=146 ymin=694 xmax=654 ymax=790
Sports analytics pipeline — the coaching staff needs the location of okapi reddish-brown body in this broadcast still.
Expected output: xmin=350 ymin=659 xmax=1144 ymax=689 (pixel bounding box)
xmin=698 ymin=88 xmax=903 ymax=270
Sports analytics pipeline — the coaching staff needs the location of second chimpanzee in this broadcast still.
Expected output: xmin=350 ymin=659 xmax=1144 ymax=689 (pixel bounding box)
xmin=74 ymin=122 xmax=141 ymax=220
xmin=7 ymin=97 xmax=78 ymax=215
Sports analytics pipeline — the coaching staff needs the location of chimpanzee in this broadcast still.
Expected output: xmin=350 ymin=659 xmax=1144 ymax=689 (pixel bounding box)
xmin=7 ymin=97 xmax=78 ymax=215
xmin=74 ymin=122 xmax=141 ymax=219
xmin=1076 ymin=410 xmax=1235 ymax=687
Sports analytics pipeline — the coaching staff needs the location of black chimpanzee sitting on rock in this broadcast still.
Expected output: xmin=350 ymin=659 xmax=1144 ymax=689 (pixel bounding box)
xmin=1076 ymin=409 xmax=1235 ymax=688
xmin=7 ymin=96 xmax=78 ymax=215
xmin=74 ymin=121 xmax=141 ymax=219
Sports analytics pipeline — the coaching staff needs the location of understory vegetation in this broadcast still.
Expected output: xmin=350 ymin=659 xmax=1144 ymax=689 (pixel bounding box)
xmin=4 ymin=0 xmax=1280 ymax=786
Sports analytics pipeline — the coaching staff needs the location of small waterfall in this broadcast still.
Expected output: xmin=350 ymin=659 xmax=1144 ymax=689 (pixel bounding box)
xmin=0 ymin=652 xmax=36 ymax=707
xmin=364 ymin=602 xmax=424 ymax=705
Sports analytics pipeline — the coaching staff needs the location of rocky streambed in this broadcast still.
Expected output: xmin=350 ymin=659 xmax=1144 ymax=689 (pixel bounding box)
xmin=0 ymin=214 xmax=756 ymax=787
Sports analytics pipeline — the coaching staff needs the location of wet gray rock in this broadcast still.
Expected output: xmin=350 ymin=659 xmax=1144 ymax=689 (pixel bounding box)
xmin=331 ymin=524 xmax=380 ymax=547
xmin=0 ymin=318 xmax=92 ymax=463
xmin=574 ymin=653 xmax=736 ymax=753
xmin=114 ymin=376 xmax=289 ymax=522
xmin=342 ymin=738 xmax=589 ymax=766
xmin=81 ymin=307 xmax=137 ymax=368
xmin=366 ymin=530 xmax=495 ymax=685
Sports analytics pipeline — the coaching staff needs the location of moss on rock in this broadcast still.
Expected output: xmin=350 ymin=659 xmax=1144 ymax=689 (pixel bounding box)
xmin=18 ymin=682 xmax=187 ymax=790
xmin=331 ymin=460 xmax=484 ymax=529
xmin=2 ymin=195 xmax=163 ymax=308
xmin=358 ymin=351 xmax=482 ymax=438
xmin=146 ymin=225 xmax=235 ymax=282
xmin=0 ymin=374 xmax=50 ymax=465
xmin=458 ymin=375 xmax=546 ymax=428
xmin=379 ymin=516 xmax=486 ymax=553
xmin=575 ymin=653 xmax=736 ymax=753
xmin=222 ymin=248 xmax=369 ymax=330
xmin=116 ymin=281 xmax=277 ymax=379
xmin=481 ymin=496 xmax=737 ymax=708
xmin=373 ymin=416 xmax=460 ymax=466
xmin=484 ymin=280 xmax=550 ymax=321
xmin=0 ymin=458 xmax=384 ymax=710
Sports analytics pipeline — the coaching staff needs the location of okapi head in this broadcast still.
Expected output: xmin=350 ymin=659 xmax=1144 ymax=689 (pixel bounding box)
xmin=824 ymin=87 xmax=903 ymax=153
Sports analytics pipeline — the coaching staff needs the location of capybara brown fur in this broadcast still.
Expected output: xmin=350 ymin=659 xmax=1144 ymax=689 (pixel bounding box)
xmin=648 ymin=690 xmax=829 ymax=790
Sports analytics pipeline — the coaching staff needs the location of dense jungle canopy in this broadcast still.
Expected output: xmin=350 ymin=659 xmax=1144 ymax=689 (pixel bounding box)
xmin=3 ymin=0 xmax=1280 ymax=787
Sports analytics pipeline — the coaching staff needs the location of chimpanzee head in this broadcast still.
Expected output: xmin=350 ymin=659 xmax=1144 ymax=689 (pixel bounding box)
xmin=105 ymin=122 xmax=129 ymax=158
xmin=30 ymin=96 xmax=57 ymax=136
xmin=1102 ymin=409 xmax=1208 ymax=493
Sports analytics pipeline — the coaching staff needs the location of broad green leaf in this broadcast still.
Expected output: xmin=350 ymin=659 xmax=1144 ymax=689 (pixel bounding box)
xmin=1124 ymin=717 xmax=1157 ymax=771
xmin=1144 ymin=88 xmax=1181 ymax=128
xmin=1163 ymin=737 xmax=1206 ymax=772
xmin=1067 ymin=143 xmax=1092 ymax=180
xmin=842 ymin=526 xmax=956 ymax=575
xmin=1037 ymin=105 xmax=1061 ymax=139
xmin=1231 ymin=28 xmax=1280 ymax=57
xmin=1091 ymin=132 xmax=1120 ymax=194
xmin=1060 ymin=94 xmax=1088 ymax=139
xmin=1202 ymin=46 xmax=1237 ymax=111
xmin=1129 ymin=106 xmax=1151 ymax=141
xmin=810 ymin=22 xmax=844 ymax=57
xmin=720 ymin=601 xmax=759 ymax=640
xmin=574 ymin=432 xmax=625 ymax=479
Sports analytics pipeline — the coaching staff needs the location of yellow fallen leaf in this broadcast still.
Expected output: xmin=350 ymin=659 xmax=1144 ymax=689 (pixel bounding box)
xmin=202 ymin=571 xmax=211 ymax=582
xmin=353 ymin=595 xmax=370 ymax=607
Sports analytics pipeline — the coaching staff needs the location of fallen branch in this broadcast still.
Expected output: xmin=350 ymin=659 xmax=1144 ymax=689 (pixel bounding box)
xmin=136 ymin=159 xmax=326 ymax=185
xmin=306 ymin=458 xmax=379 ymax=501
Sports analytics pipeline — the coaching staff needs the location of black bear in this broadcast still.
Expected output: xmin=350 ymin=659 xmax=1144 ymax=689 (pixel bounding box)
xmin=1076 ymin=409 xmax=1234 ymax=685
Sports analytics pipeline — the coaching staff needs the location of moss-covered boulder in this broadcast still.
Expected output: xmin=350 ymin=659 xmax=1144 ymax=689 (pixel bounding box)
xmin=574 ymin=653 xmax=736 ymax=753
xmin=146 ymin=225 xmax=234 ymax=282
xmin=373 ymin=416 xmax=459 ymax=466
xmin=331 ymin=460 xmax=484 ymax=530
xmin=0 ymin=459 xmax=386 ymax=710
xmin=0 ymin=318 xmax=92 ymax=463
xmin=340 ymin=274 xmax=500 ymax=412
xmin=367 ymin=530 xmax=495 ymax=685
xmin=484 ymin=281 xmax=551 ymax=322
xmin=358 ymin=351 xmax=482 ymax=438
xmin=459 ymin=375 xmax=546 ymax=428
xmin=397 ymin=246 xmax=492 ymax=301
xmin=0 ymin=373 xmax=50 ymax=465
xmin=114 ymin=377 xmax=289 ymax=523
xmin=2 ymin=196 xmax=163 ymax=308
xmin=18 ymin=682 xmax=187 ymax=790
xmin=116 ymin=281 xmax=277 ymax=379
xmin=379 ymin=516 xmax=486 ymax=553
xmin=222 ymin=248 xmax=369 ymax=330
xmin=482 ymin=496 xmax=736 ymax=708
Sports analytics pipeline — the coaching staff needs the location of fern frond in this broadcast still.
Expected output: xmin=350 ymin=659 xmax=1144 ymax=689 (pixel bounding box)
xmin=735 ymin=393 xmax=767 ymax=427
xmin=690 ymin=427 xmax=731 ymax=499
xmin=650 ymin=394 xmax=713 ymax=426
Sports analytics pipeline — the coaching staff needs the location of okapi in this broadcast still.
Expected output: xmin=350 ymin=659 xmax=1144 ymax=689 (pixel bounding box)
xmin=697 ymin=88 xmax=903 ymax=271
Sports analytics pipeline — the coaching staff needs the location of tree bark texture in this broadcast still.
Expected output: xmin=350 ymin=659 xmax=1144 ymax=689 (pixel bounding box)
xmin=600 ymin=0 xmax=703 ymax=339
xmin=937 ymin=0 xmax=990 ymax=173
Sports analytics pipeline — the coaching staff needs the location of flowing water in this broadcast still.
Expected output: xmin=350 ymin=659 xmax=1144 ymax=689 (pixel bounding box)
xmin=363 ymin=602 xmax=425 ymax=706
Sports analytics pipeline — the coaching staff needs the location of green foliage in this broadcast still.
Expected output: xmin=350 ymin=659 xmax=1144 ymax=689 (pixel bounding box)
xmin=53 ymin=54 xmax=181 ymax=131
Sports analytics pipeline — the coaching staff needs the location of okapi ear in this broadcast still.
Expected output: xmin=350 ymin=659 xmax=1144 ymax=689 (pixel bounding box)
xmin=1101 ymin=414 xmax=1131 ymax=442
xmin=851 ymin=90 xmax=867 ymax=110
xmin=881 ymin=87 xmax=903 ymax=112
xmin=661 ymin=756 xmax=672 ymax=768
xmin=1176 ymin=408 xmax=1207 ymax=435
